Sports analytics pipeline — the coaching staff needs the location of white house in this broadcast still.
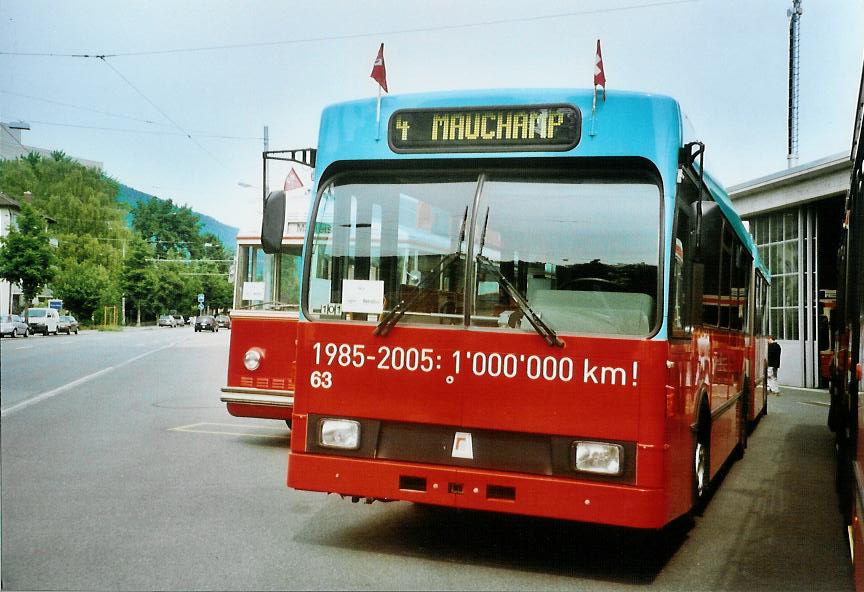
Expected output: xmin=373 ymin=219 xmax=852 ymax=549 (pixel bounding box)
xmin=0 ymin=191 xmax=22 ymax=315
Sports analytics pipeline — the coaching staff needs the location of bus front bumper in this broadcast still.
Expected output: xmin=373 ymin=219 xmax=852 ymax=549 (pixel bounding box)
xmin=287 ymin=452 xmax=672 ymax=529
xmin=220 ymin=387 xmax=293 ymax=420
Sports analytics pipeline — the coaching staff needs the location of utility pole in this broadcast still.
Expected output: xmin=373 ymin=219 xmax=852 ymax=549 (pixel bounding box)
xmin=121 ymin=239 xmax=126 ymax=325
xmin=263 ymin=125 xmax=270 ymax=198
xmin=787 ymin=0 xmax=803 ymax=168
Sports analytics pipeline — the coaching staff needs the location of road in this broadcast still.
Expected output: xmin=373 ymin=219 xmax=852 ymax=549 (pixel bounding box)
xmin=0 ymin=327 xmax=855 ymax=591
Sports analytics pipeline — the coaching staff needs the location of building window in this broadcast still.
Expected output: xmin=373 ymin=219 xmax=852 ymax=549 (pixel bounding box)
xmin=751 ymin=210 xmax=799 ymax=339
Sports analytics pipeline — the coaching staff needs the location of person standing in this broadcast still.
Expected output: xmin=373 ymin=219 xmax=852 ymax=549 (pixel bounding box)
xmin=767 ymin=336 xmax=782 ymax=395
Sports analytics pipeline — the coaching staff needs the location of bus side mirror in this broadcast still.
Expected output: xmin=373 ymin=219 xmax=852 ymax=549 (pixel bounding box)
xmin=261 ymin=190 xmax=286 ymax=254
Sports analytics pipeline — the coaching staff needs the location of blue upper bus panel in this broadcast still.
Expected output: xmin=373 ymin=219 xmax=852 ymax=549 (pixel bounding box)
xmin=315 ymin=89 xmax=683 ymax=174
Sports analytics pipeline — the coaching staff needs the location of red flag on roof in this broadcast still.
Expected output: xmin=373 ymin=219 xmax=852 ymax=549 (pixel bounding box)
xmin=283 ymin=168 xmax=303 ymax=192
xmin=370 ymin=43 xmax=388 ymax=93
xmin=594 ymin=39 xmax=606 ymax=100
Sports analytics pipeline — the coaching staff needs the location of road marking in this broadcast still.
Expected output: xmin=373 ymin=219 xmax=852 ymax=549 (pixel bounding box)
xmin=15 ymin=345 xmax=33 ymax=350
xmin=169 ymin=422 xmax=289 ymax=439
xmin=0 ymin=342 xmax=176 ymax=418
xmin=799 ymin=400 xmax=831 ymax=408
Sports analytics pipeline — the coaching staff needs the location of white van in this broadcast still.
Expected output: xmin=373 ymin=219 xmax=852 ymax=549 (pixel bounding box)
xmin=26 ymin=307 xmax=60 ymax=335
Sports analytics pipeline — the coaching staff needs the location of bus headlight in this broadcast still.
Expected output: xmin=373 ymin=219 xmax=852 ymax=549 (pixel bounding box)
xmin=243 ymin=348 xmax=263 ymax=371
xmin=319 ymin=419 xmax=360 ymax=450
xmin=573 ymin=441 xmax=623 ymax=475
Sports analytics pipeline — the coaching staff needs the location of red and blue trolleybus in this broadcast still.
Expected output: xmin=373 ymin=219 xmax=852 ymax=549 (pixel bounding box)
xmin=264 ymin=89 xmax=769 ymax=529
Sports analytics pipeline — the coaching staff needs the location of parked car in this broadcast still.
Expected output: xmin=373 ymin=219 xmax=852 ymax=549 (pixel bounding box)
xmin=58 ymin=315 xmax=79 ymax=335
xmin=194 ymin=315 xmax=218 ymax=332
xmin=158 ymin=314 xmax=176 ymax=327
xmin=0 ymin=314 xmax=29 ymax=338
xmin=215 ymin=314 xmax=231 ymax=329
xmin=173 ymin=314 xmax=185 ymax=327
xmin=26 ymin=307 xmax=59 ymax=335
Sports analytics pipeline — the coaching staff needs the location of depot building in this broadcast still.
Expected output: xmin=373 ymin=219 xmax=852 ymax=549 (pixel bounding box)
xmin=730 ymin=153 xmax=851 ymax=389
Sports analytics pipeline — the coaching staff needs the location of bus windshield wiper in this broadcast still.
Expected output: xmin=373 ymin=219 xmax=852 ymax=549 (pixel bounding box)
xmin=473 ymin=208 xmax=561 ymax=347
xmin=374 ymin=206 xmax=469 ymax=337
xmin=475 ymin=255 xmax=564 ymax=347
xmin=374 ymin=251 xmax=462 ymax=336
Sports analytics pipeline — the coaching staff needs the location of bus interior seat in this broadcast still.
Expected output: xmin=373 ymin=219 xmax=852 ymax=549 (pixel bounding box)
xmin=523 ymin=289 xmax=653 ymax=335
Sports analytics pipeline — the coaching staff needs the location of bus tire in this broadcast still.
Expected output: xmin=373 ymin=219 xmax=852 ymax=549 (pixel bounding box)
xmin=285 ymin=419 xmax=293 ymax=430
xmin=692 ymin=403 xmax=711 ymax=515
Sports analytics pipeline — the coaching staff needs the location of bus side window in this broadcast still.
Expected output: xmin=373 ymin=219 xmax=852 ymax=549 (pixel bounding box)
xmin=730 ymin=245 xmax=750 ymax=331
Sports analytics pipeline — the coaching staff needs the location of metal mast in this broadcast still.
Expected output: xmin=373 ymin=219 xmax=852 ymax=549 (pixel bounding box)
xmin=787 ymin=0 xmax=803 ymax=168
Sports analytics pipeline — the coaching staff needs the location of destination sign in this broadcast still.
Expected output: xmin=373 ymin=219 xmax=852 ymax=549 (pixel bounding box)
xmin=389 ymin=104 xmax=581 ymax=153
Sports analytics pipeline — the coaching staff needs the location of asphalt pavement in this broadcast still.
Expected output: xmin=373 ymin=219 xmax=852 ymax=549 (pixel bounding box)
xmin=0 ymin=327 xmax=856 ymax=591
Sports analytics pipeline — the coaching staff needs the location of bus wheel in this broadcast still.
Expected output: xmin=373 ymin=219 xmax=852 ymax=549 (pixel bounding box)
xmin=692 ymin=412 xmax=711 ymax=514
xmin=285 ymin=419 xmax=292 ymax=430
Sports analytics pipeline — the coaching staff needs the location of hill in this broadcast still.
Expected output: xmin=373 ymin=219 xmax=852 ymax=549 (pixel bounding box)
xmin=115 ymin=183 xmax=239 ymax=251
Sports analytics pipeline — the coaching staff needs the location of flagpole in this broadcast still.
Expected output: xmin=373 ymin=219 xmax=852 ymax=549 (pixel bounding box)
xmin=376 ymin=84 xmax=382 ymax=140
xmin=591 ymin=86 xmax=597 ymax=137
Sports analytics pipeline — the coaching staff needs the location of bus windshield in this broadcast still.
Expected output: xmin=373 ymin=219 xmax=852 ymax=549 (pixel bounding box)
xmin=305 ymin=165 xmax=660 ymax=336
xmin=235 ymin=244 xmax=302 ymax=311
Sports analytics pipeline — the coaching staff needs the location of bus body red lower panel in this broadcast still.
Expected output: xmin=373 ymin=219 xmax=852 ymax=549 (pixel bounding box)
xmin=288 ymin=323 xmax=747 ymax=528
xmin=288 ymin=452 xmax=669 ymax=529
xmin=226 ymin=402 xmax=292 ymax=420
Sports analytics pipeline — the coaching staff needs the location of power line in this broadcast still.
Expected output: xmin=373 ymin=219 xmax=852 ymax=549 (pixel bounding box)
xmin=0 ymin=90 xmax=268 ymax=140
xmin=97 ymin=57 xmax=227 ymax=168
xmin=0 ymin=89 xmax=161 ymax=125
xmin=24 ymin=119 xmax=265 ymax=141
xmin=0 ymin=0 xmax=701 ymax=58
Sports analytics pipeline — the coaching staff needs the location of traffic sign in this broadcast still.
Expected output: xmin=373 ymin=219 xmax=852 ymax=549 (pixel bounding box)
xmin=48 ymin=299 xmax=63 ymax=310
xmin=197 ymin=293 xmax=205 ymax=304
xmin=198 ymin=303 xmax=205 ymax=311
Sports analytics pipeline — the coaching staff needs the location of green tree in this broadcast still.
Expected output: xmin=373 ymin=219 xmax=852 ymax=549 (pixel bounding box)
xmin=121 ymin=237 xmax=158 ymax=323
xmin=52 ymin=261 xmax=112 ymax=322
xmin=197 ymin=234 xmax=233 ymax=312
xmin=131 ymin=198 xmax=203 ymax=259
xmin=0 ymin=201 xmax=56 ymax=304
xmin=0 ymin=152 xmax=130 ymax=319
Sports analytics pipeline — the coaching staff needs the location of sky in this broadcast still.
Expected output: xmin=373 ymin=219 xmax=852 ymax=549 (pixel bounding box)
xmin=1 ymin=0 xmax=862 ymax=234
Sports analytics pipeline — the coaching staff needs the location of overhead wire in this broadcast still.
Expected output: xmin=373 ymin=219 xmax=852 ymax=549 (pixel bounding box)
xmin=0 ymin=91 xmax=268 ymax=140
xmin=25 ymin=119 xmax=266 ymax=141
xmin=0 ymin=0 xmax=702 ymax=200
xmin=97 ymin=56 xmax=227 ymax=168
xmin=0 ymin=0 xmax=701 ymax=58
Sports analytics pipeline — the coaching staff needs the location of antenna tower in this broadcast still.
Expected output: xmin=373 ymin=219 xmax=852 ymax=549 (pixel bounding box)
xmin=787 ymin=0 xmax=803 ymax=168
